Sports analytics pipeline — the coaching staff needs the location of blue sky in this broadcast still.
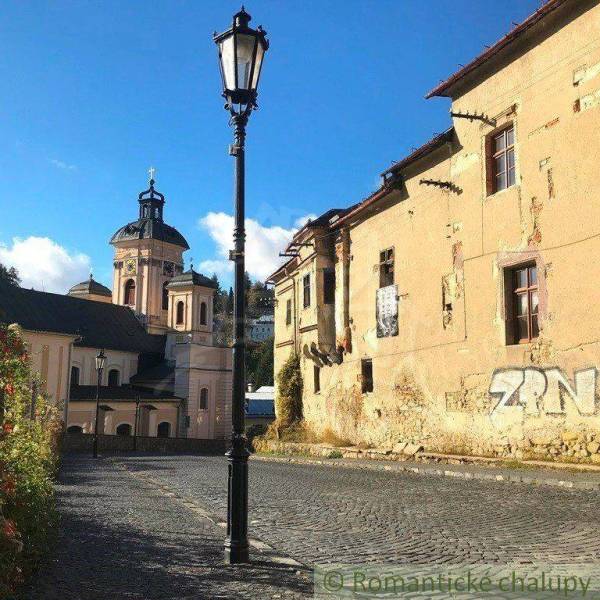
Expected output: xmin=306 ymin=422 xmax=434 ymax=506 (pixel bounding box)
xmin=0 ymin=0 xmax=541 ymax=292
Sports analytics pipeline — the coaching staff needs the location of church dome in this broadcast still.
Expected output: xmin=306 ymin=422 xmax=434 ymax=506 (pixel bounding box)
xmin=68 ymin=276 xmax=112 ymax=298
xmin=109 ymin=178 xmax=190 ymax=250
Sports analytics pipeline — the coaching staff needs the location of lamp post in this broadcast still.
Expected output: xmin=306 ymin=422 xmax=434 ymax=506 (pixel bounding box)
xmin=214 ymin=6 xmax=268 ymax=565
xmin=93 ymin=349 xmax=106 ymax=458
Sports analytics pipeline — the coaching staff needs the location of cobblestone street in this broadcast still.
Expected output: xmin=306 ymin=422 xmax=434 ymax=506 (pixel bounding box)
xmin=23 ymin=454 xmax=600 ymax=599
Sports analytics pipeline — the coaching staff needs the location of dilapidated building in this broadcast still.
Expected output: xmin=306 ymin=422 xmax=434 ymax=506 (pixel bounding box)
xmin=269 ymin=0 xmax=600 ymax=461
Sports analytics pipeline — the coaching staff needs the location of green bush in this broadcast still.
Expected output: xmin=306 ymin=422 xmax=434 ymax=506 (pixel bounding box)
xmin=0 ymin=324 xmax=60 ymax=597
xmin=275 ymin=353 xmax=303 ymax=428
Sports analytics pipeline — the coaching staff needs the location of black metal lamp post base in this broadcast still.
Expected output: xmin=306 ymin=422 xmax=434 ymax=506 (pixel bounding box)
xmin=225 ymin=435 xmax=250 ymax=564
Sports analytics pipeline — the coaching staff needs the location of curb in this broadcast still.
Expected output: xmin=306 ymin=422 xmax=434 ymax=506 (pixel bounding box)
xmin=251 ymin=454 xmax=600 ymax=491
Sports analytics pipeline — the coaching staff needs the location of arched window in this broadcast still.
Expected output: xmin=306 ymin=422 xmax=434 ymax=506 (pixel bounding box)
xmin=108 ymin=369 xmax=120 ymax=387
xmin=116 ymin=423 xmax=132 ymax=436
xmin=70 ymin=366 xmax=80 ymax=386
xmin=162 ymin=282 xmax=169 ymax=310
xmin=199 ymin=387 xmax=208 ymax=410
xmin=124 ymin=279 xmax=136 ymax=306
xmin=67 ymin=425 xmax=83 ymax=434
xmin=200 ymin=302 xmax=207 ymax=325
xmin=157 ymin=422 xmax=170 ymax=438
xmin=176 ymin=301 xmax=185 ymax=325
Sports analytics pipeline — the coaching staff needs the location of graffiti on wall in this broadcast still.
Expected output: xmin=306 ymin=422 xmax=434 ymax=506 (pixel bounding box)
xmin=489 ymin=367 xmax=597 ymax=416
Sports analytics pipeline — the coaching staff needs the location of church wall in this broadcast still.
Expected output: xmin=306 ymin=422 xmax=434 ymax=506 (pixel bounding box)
xmin=67 ymin=400 xmax=179 ymax=436
xmin=71 ymin=347 xmax=139 ymax=387
xmin=174 ymin=342 xmax=232 ymax=439
xmin=22 ymin=330 xmax=77 ymax=423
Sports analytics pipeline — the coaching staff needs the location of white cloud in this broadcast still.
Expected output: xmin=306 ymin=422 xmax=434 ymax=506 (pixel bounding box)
xmin=294 ymin=214 xmax=318 ymax=228
xmin=0 ymin=236 xmax=91 ymax=293
xmin=49 ymin=158 xmax=77 ymax=171
xmin=198 ymin=212 xmax=314 ymax=282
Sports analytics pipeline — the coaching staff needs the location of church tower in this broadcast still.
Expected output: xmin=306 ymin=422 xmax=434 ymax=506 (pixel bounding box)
xmin=109 ymin=172 xmax=189 ymax=334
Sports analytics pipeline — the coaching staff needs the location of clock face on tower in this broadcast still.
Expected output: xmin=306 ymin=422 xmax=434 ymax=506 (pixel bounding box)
xmin=125 ymin=259 xmax=136 ymax=275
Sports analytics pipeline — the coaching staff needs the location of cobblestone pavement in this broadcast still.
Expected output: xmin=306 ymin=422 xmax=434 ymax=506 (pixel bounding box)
xmin=118 ymin=455 xmax=600 ymax=568
xmin=20 ymin=456 xmax=311 ymax=599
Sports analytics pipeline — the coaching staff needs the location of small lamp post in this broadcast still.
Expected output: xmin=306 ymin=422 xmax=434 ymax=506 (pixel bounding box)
xmin=93 ymin=349 xmax=106 ymax=458
xmin=214 ymin=6 xmax=268 ymax=565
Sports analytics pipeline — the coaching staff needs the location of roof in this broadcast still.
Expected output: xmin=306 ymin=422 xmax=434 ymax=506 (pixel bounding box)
xmin=0 ymin=279 xmax=165 ymax=354
xmin=110 ymin=217 xmax=189 ymax=249
xmin=426 ymin=0 xmax=569 ymax=98
xmin=69 ymin=384 xmax=181 ymax=401
xmin=130 ymin=362 xmax=175 ymax=384
xmin=381 ymin=128 xmax=455 ymax=177
xmin=68 ymin=276 xmax=112 ymax=298
xmin=245 ymin=387 xmax=275 ymax=418
xmin=166 ymin=269 xmax=217 ymax=289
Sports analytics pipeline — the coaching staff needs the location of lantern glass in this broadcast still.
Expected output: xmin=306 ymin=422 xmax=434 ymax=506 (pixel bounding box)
xmin=95 ymin=350 xmax=106 ymax=372
xmin=235 ymin=34 xmax=256 ymax=90
xmin=219 ymin=36 xmax=236 ymax=91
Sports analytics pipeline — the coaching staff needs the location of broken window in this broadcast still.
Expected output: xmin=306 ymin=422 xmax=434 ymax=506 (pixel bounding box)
xmin=285 ymin=299 xmax=292 ymax=325
xmin=323 ymin=269 xmax=335 ymax=304
xmin=303 ymin=274 xmax=311 ymax=308
xmin=506 ymin=263 xmax=539 ymax=344
xmin=487 ymin=124 xmax=516 ymax=195
xmin=379 ymin=248 xmax=394 ymax=288
xmin=361 ymin=359 xmax=374 ymax=393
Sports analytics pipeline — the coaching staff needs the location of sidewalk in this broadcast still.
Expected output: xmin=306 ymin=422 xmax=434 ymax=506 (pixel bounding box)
xmin=252 ymin=453 xmax=600 ymax=490
xmin=20 ymin=456 xmax=312 ymax=600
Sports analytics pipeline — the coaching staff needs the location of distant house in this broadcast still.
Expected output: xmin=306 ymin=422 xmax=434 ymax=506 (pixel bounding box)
xmin=245 ymin=385 xmax=275 ymax=429
xmin=248 ymin=315 xmax=274 ymax=343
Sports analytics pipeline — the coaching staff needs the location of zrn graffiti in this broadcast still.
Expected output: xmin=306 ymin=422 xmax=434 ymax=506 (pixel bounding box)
xmin=489 ymin=367 xmax=597 ymax=416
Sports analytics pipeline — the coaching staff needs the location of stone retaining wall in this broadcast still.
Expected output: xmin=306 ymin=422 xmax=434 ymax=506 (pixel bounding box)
xmin=62 ymin=433 xmax=227 ymax=455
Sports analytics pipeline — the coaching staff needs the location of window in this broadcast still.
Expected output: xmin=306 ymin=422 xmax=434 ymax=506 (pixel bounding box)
xmin=200 ymin=302 xmax=207 ymax=325
xmin=303 ymin=274 xmax=311 ymax=308
xmin=157 ymin=422 xmax=170 ymax=438
xmin=67 ymin=425 xmax=83 ymax=434
xmin=199 ymin=388 xmax=208 ymax=410
xmin=70 ymin=366 xmax=80 ymax=386
xmin=488 ymin=125 xmax=516 ymax=194
xmin=361 ymin=359 xmax=374 ymax=393
xmin=176 ymin=301 xmax=185 ymax=325
xmin=116 ymin=423 xmax=132 ymax=436
xmin=162 ymin=282 xmax=169 ymax=310
xmin=314 ymin=365 xmax=321 ymax=393
xmin=124 ymin=279 xmax=136 ymax=306
xmin=286 ymin=299 xmax=292 ymax=325
xmin=323 ymin=269 xmax=335 ymax=304
xmin=379 ymin=248 xmax=394 ymax=288
xmin=506 ymin=264 xmax=539 ymax=344
xmin=108 ymin=369 xmax=120 ymax=387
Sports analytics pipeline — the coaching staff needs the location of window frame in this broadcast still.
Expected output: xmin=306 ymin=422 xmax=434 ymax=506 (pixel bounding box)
xmin=70 ymin=365 xmax=80 ymax=386
xmin=200 ymin=301 xmax=207 ymax=325
xmin=323 ymin=268 xmax=335 ymax=305
xmin=505 ymin=262 xmax=539 ymax=345
xmin=107 ymin=369 xmax=120 ymax=387
xmin=361 ymin=359 xmax=374 ymax=394
xmin=176 ymin=300 xmax=185 ymax=325
xmin=162 ymin=282 xmax=169 ymax=310
xmin=285 ymin=299 xmax=292 ymax=326
xmin=303 ymin=274 xmax=311 ymax=308
xmin=124 ymin=278 xmax=136 ymax=306
xmin=199 ymin=387 xmax=209 ymax=410
xmin=379 ymin=248 xmax=394 ymax=288
xmin=487 ymin=123 xmax=516 ymax=195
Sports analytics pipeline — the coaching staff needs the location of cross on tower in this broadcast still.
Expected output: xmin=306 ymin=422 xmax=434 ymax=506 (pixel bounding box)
xmin=148 ymin=166 xmax=156 ymax=182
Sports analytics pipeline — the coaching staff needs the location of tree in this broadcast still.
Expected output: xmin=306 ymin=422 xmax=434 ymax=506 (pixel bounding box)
xmin=246 ymin=337 xmax=274 ymax=388
xmin=0 ymin=264 xmax=20 ymax=287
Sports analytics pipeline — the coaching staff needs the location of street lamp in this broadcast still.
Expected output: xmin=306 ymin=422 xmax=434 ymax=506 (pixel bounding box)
xmin=93 ymin=349 xmax=106 ymax=458
xmin=214 ymin=6 xmax=269 ymax=565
